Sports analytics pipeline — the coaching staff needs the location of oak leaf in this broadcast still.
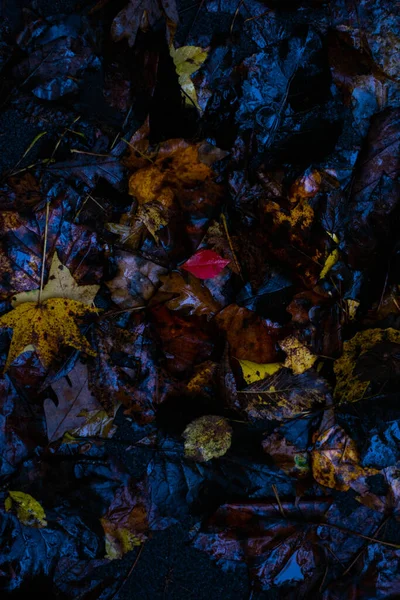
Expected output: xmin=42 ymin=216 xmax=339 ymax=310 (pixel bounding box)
xmin=158 ymin=271 xmax=220 ymax=317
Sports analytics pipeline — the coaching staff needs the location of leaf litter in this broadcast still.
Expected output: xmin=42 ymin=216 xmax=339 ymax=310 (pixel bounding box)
xmin=0 ymin=0 xmax=399 ymax=598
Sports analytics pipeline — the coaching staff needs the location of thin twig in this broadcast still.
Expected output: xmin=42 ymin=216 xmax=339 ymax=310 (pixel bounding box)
xmin=221 ymin=213 xmax=243 ymax=279
xmin=38 ymin=201 xmax=50 ymax=306
xmin=110 ymin=543 xmax=146 ymax=599
xmin=272 ymin=485 xmax=286 ymax=517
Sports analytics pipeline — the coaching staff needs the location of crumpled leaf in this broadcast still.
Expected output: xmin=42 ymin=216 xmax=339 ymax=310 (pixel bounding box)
xmin=183 ymin=415 xmax=232 ymax=462
xmin=170 ymin=45 xmax=208 ymax=111
xmin=0 ymin=298 xmax=98 ymax=372
xmin=239 ymin=369 xmax=330 ymax=422
xmin=158 ymin=271 xmax=220 ymax=317
xmin=181 ymin=249 xmax=230 ymax=280
xmin=238 ymin=359 xmax=282 ymax=384
xmin=312 ymin=422 xmax=378 ymax=492
xmin=279 ymin=335 xmax=317 ymax=375
xmin=5 ymin=491 xmax=47 ymax=528
xmin=12 ymin=251 xmax=99 ymax=307
xmin=334 ymin=328 xmax=400 ymax=403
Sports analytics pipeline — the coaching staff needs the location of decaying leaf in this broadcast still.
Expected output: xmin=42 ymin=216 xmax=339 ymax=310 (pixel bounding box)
xmin=5 ymin=491 xmax=47 ymax=528
xmin=334 ymin=328 xmax=400 ymax=402
xmin=183 ymin=415 xmax=232 ymax=462
xmin=158 ymin=271 xmax=220 ymax=317
xmin=0 ymin=298 xmax=98 ymax=372
xmin=111 ymin=0 xmax=178 ymax=47
xmin=239 ymin=369 xmax=329 ymax=422
xmin=312 ymin=422 xmax=378 ymax=492
xmin=170 ymin=45 xmax=208 ymax=111
xmin=279 ymin=335 xmax=317 ymax=375
xmin=238 ymin=359 xmax=282 ymax=384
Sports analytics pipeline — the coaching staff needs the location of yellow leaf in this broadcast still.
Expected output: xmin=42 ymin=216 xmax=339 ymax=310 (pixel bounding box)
xmin=311 ymin=425 xmax=378 ymax=491
xmin=279 ymin=335 xmax=317 ymax=374
xmin=5 ymin=491 xmax=47 ymax=527
xmin=334 ymin=328 xmax=400 ymax=403
xmin=101 ymin=519 xmax=143 ymax=560
xmin=170 ymin=45 xmax=208 ymax=112
xmin=0 ymin=298 xmax=98 ymax=371
xmin=183 ymin=415 xmax=232 ymax=462
xmin=12 ymin=251 xmax=99 ymax=307
xmin=238 ymin=359 xmax=283 ymax=383
xmin=319 ymin=248 xmax=339 ymax=280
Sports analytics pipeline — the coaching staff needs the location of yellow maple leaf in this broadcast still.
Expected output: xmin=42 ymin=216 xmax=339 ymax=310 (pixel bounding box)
xmin=0 ymin=298 xmax=98 ymax=371
xmin=169 ymin=45 xmax=208 ymax=111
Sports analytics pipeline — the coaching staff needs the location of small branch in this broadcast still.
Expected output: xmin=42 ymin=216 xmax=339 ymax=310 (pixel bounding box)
xmin=38 ymin=201 xmax=50 ymax=306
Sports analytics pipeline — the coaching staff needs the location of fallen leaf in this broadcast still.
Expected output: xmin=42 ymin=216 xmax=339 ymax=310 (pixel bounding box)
xmin=181 ymin=249 xmax=230 ymax=279
xmin=312 ymin=422 xmax=378 ymax=492
xmin=12 ymin=251 xmax=99 ymax=307
xmin=170 ymin=45 xmax=208 ymax=111
xmin=5 ymin=491 xmax=47 ymax=528
xmin=111 ymin=0 xmax=178 ymax=47
xmin=183 ymin=415 xmax=232 ymax=462
xmin=44 ymin=362 xmax=106 ymax=442
xmin=158 ymin=271 xmax=220 ymax=317
xmin=279 ymin=335 xmax=317 ymax=375
xmin=216 ymin=305 xmax=280 ymax=363
xmin=334 ymin=328 xmax=400 ymax=403
xmin=0 ymin=298 xmax=98 ymax=372
xmin=238 ymin=359 xmax=282 ymax=384
xmin=239 ymin=369 xmax=329 ymax=422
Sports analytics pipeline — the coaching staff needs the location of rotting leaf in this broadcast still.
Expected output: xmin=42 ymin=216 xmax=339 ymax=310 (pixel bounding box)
xmin=183 ymin=415 xmax=232 ymax=462
xmin=158 ymin=271 xmax=220 ymax=317
xmin=239 ymin=369 xmax=329 ymax=422
xmin=334 ymin=328 xmax=400 ymax=403
xmin=279 ymin=335 xmax=317 ymax=375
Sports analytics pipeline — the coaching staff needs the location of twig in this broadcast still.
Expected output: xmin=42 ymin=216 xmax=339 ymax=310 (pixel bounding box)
xmin=272 ymin=485 xmax=286 ymax=517
xmin=221 ymin=213 xmax=243 ymax=279
xmin=38 ymin=201 xmax=50 ymax=306
xmin=342 ymin=516 xmax=391 ymax=575
xmin=110 ymin=543 xmax=146 ymax=599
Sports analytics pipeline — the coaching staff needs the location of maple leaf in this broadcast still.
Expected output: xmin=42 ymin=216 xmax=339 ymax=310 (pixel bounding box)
xmin=0 ymin=298 xmax=98 ymax=372
xmin=0 ymin=252 xmax=99 ymax=371
xmin=181 ymin=249 xmax=230 ymax=279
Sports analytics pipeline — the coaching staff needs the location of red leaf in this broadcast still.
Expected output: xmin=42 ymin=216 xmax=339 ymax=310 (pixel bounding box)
xmin=181 ymin=249 xmax=230 ymax=279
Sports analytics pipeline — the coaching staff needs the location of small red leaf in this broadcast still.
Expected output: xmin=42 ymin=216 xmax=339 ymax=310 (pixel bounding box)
xmin=181 ymin=249 xmax=230 ymax=279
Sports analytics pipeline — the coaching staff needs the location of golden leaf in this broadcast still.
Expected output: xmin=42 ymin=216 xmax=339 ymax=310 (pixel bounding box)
xmin=311 ymin=424 xmax=378 ymax=491
xmin=334 ymin=328 xmax=400 ymax=403
xmin=101 ymin=519 xmax=144 ymax=560
xmin=5 ymin=491 xmax=47 ymax=528
xmin=279 ymin=335 xmax=317 ymax=374
xmin=183 ymin=415 xmax=232 ymax=462
xmin=170 ymin=45 xmax=208 ymax=111
xmin=0 ymin=298 xmax=98 ymax=371
xmin=238 ymin=359 xmax=283 ymax=384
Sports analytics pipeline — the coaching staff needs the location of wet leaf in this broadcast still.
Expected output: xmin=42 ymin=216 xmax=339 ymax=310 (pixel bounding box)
xmin=183 ymin=415 xmax=232 ymax=462
xmin=279 ymin=335 xmax=318 ymax=375
xmin=158 ymin=271 xmax=220 ymax=317
xmin=5 ymin=491 xmax=47 ymax=528
xmin=238 ymin=359 xmax=282 ymax=384
xmin=181 ymin=249 xmax=230 ymax=280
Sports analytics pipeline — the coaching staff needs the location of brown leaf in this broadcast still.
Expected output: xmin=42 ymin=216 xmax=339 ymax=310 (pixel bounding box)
xmin=158 ymin=271 xmax=220 ymax=317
